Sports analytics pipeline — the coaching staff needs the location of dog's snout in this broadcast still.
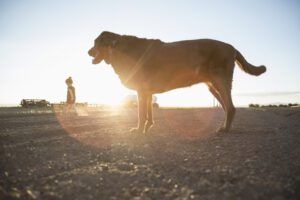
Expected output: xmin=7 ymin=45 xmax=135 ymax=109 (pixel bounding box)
xmin=88 ymin=48 xmax=96 ymax=57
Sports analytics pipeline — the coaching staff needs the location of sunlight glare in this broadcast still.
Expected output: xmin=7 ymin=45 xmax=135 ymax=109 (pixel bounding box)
xmin=78 ymin=64 xmax=133 ymax=106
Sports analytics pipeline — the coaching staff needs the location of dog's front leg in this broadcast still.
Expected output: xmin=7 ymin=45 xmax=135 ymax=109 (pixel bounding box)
xmin=144 ymin=94 xmax=154 ymax=133
xmin=130 ymin=91 xmax=147 ymax=133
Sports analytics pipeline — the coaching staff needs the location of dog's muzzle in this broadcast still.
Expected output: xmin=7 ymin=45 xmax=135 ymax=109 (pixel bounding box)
xmin=88 ymin=48 xmax=97 ymax=57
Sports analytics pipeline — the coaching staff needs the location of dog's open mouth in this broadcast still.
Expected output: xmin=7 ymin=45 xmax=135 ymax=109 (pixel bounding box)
xmin=92 ymin=52 xmax=103 ymax=64
xmin=88 ymin=48 xmax=103 ymax=64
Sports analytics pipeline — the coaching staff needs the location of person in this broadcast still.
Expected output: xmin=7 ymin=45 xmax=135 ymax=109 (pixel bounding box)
xmin=65 ymin=77 xmax=76 ymax=113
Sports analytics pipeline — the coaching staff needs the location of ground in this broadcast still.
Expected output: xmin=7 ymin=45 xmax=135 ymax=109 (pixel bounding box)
xmin=0 ymin=107 xmax=299 ymax=200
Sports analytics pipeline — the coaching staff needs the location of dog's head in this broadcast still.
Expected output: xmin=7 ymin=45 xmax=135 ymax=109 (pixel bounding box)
xmin=88 ymin=31 xmax=120 ymax=64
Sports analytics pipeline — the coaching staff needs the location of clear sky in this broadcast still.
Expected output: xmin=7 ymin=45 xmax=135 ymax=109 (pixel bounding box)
xmin=1 ymin=0 xmax=300 ymax=107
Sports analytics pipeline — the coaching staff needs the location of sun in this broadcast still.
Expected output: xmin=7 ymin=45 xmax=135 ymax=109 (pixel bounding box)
xmin=79 ymin=66 xmax=133 ymax=106
xmin=101 ymin=84 xmax=128 ymax=106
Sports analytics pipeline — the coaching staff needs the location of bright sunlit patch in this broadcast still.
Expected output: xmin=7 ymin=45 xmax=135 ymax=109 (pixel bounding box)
xmin=76 ymin=64 xmax=134 ymax=106
xmin=157 ymin=84 xmax=214 ymax=107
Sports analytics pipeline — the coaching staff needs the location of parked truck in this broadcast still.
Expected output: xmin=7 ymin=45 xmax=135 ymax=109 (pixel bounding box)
xmin=20 ymin=99 xmax=50 ymax=108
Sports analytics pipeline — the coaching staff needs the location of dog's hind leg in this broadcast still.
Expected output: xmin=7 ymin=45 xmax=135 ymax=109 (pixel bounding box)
xmin=211 ymin=75 xmax=235 ymax=132
xmin=144 ymin=94 xmax=154 ymax=133
xmin=130 ymin=91 xmax=150 ymax=134
xmin=207 ymin=83 xmax=225 ymax=109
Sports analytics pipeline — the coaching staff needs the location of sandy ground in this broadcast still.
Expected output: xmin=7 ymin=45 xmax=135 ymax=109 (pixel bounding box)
xmin=0 ymin=107 xmax=299 ymax=200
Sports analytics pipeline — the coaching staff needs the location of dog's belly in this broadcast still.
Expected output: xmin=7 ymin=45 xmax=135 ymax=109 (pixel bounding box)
xmin=147 ymin=68 xmax=207 ymax=93
xmin=118 ymin=61 xmax=210 ymax=93
xmin=118 ymin=69 xmax=204 ymax=93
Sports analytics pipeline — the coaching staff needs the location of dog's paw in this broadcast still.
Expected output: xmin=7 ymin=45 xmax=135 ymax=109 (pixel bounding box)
xmin=216 ymin=126 xmax=229 ymax=133
xmin=129 ymin=127 xmax=143 ymax=134
xmin=144 ymin=121 xmax=154 ymax=133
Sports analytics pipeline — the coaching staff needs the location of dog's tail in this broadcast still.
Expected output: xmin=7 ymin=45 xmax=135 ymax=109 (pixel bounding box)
xmin=235 ymin=50 xmax=266 ymax=76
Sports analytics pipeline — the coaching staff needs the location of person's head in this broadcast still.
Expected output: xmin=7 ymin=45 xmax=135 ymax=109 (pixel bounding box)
xmin=65 ymin=77 xmax=73 ymax=86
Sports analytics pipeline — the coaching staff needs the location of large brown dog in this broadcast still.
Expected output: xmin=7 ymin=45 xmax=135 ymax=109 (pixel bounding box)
xmin=88 ymin=31 xmax=266 ymax=133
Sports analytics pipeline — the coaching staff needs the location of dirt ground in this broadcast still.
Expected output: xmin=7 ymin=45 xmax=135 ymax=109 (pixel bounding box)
xmin=0 ymin=107 xmax=299 ymax=200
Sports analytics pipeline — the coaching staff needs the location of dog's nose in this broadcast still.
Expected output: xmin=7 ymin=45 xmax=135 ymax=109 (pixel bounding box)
xmin=88 ymin=48 xmax=96 ymax=57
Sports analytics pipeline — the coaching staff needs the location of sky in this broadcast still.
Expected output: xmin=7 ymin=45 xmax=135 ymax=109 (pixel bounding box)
xmin=0 ymin=0 xmax=300 ymax=107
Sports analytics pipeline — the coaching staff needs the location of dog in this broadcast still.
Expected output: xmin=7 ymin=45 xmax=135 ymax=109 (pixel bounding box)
xmin=88 ymin=31 xmax=266 ymax=133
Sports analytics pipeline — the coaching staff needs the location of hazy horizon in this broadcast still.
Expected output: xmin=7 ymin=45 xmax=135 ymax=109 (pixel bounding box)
xmin=1 ymin=0 xmax=300 ymax=107
xmin=1 ymin=90 xmax=299 ymax=108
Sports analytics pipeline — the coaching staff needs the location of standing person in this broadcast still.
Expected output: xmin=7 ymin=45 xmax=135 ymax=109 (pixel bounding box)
xmin=65 ymin=77 xmax=76 ymax=113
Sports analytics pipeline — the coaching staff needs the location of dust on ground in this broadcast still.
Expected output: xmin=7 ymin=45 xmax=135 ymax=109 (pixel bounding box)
xmin=0 ymin=107 xmax=299 ymax=199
